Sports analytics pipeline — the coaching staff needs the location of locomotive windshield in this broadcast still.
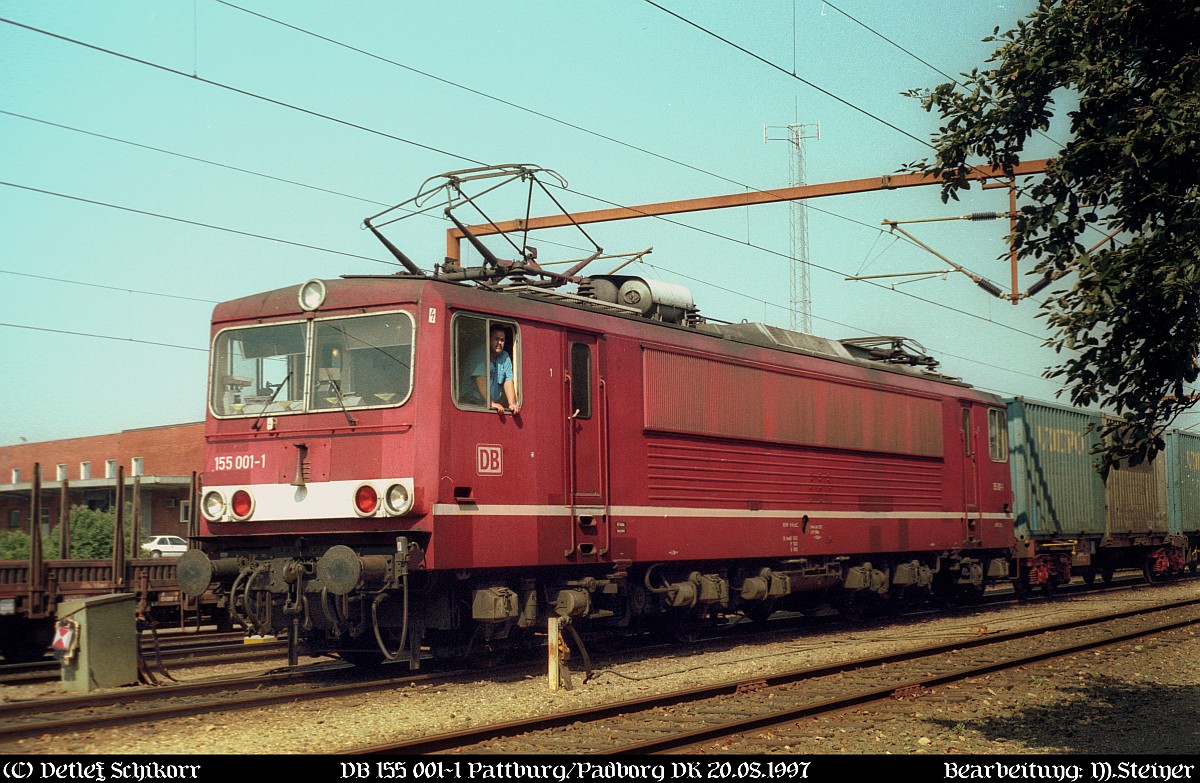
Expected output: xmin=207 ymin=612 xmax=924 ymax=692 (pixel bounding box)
xmin=210 ymin=312 xmax=414 ymax=417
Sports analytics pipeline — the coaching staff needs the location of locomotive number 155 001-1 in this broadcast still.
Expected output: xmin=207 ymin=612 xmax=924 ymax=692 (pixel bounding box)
xmin=212 ymin=454 xmax=267 ymax=471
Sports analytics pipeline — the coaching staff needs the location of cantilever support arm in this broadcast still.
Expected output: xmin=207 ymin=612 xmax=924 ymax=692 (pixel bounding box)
xmin=444 ymin=159 xmax=1052 ymax=264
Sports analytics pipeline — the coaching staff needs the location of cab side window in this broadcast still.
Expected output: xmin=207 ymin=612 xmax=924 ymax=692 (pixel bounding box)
xmin=570 ymin=342 xmax=591 ymax=419
xmin=452 ymin=315 xmax=520 ymax=410
xmin=988 ymin=408 xmax=1009 ymax=462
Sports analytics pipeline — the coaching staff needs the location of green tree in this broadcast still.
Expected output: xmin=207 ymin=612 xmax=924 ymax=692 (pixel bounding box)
xmin=906 ymin=0 xmax=1200 ymax=474
xmin=0 ymin=530 xmax=31 ymax=560
xmin=46 ymin=505 xmax=135 ymax=559
xmin=0 ymin=506 xmax=137 ymax=561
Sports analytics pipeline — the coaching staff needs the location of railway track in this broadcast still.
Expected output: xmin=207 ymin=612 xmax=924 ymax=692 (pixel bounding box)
xmin=0 ymin=658 xmax=472 ymax=742
xmin=0 ymin=569 xmax=1148 ymax=688
xmin=346 ymin=596 xmax=1200 ymax=754
xmin=0 ymin=576 xmax=1184 ymax=748
xmin=0 ymin=633 xmax=286 ymax=687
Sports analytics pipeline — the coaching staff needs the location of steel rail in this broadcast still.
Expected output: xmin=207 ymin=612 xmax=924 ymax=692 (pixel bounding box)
xmin=0 ymin=663 xmax=470 ymax=742
xmin=349 ymin=597 xmax=1200 ymax=754
xmin=0 ymin=575 xmax=1176 ymax=746
xmin=616 ymin=606 xmax=1200 ymax=754
xmin=0 ymin=640 xmax=287 ymax=686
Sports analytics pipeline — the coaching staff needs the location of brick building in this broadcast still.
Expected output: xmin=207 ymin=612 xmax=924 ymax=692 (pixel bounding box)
xmin=0 ymin=423 xmax=203 ymax=543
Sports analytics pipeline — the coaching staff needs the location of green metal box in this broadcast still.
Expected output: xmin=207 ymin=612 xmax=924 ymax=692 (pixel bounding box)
xmin=58 ymin=592 xmax=137 ymax=693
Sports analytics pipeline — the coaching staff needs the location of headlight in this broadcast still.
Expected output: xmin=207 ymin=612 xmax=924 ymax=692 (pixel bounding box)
xmin=201 ymin=491 xmax=226 ymax=521
xmin=298 ymin=279 xmax=327 ymax=311
xmin=384 ymin=483 xmax=412 ymax=515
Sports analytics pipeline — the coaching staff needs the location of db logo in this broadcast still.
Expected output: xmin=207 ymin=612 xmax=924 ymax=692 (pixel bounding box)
xmin=477 ymin=444 xmax=503 ymax=475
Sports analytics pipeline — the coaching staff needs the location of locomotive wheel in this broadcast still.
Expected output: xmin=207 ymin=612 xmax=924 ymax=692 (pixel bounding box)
xmin=1081 ymin=570 xmax=1096 ymax=586
xmin=1101 ymin=567 xmax=1116 ymax=584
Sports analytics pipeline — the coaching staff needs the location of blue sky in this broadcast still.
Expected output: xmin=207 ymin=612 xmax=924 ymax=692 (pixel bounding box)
xmin=2 ymin=1 xmax=1169 ymax=445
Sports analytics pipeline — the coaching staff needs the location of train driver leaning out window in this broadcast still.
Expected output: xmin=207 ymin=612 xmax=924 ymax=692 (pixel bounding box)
xmin=464 ymin=325 xmax=520 ymax=415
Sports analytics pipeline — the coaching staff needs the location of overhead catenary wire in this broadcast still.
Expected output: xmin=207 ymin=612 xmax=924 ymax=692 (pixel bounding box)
xmin=0 ymin=13 xmax=1015 ymax=274
xmin=819 ymin=0 xmax=1067 ymax=150
xmin=214 ymin=2 xmax=1042 ymax=270
xmin=0 ymin=142 xmax=1036 ymax=360
xmin=631 ymin=258 xmax=1065 ymax=390
xmin=0 ymin=109 xmax=394 ymax=209
xmin=0 ymin=15 xmax=1050 ymax=344
xmin=642 ymin=0 xmax=935 ymax=151
xmin=0 ymin=254 xmax=1065 ymax=394
xmin=214 ymin=0 xmax=1047 ymax=300
xmin=0 ymin=322 xmax=206 ymax=352
xmin=0 ymin=109 xmax=598 ymax=257
xmin=0 ymin=7 xmax=1041 ymax=264
xmin=1 ymin=11 xmax=1058 ymax=361
xmin=197 ymin=4 xmax=953 ymax=246
xmin=820 ymin=0 xmax=958 ymax=83
xmin=0 ymin=181 xmax=399 ymax=267
xmin=3 ymin=6 xmax=1186 ymax=447
xmin=0 ymin=17 xmax=485 ymax=168
xmin=5 ymin=170 xmax=1047 ymax=345
xmin=0 ymin=269 xmax=219 ymax=303
xmin=557 ymin=183 xmax=1049 ymax=343
xmin=212 ymin=0 xmax=757 ymax=194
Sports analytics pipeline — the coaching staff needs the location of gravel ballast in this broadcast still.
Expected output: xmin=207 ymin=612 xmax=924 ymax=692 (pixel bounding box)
xmin=2 ymin=582 xmax=1197 ymax=755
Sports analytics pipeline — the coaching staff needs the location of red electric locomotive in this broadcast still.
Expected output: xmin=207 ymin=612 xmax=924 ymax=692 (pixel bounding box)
xmin=178 ymin=167 xmax=1016 ymax=665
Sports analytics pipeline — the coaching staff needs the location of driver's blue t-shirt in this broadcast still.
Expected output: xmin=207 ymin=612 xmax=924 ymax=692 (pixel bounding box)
xmin=462 ymin=347 xmax=513 ymax=405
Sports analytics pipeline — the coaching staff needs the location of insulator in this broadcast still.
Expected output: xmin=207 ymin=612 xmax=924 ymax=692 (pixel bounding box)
xmin=1025 ymin=275 xmax=1054 ymax=297
xmin=966 ymin=212 xmax=1000 ymax=221
xmin=975 ymin=277 xmax=1005 ymax=297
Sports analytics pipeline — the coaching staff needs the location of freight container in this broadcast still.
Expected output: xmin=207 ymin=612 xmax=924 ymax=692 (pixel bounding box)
xmin=1104 ymin=416 xmax=1169 ymax=537
xmin=1166 ymin=429 xmax=1200 ymax=536
xmin=1006 ymin=397 xmax=1106 ymax=542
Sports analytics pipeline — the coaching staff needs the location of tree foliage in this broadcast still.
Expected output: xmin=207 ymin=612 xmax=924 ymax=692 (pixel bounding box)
xmin=0 ymin=530 xmax=31 ymax=560
xmin=48 ymin=505 xmax=135 ymax=559
xmin=906 ymin=0 xmax=1200 ymax=474
xmin=0 ymin=506 xmax=137 ymax=561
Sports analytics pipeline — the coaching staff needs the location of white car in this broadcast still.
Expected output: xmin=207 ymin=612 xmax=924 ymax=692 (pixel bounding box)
xmin=141 ymin=535 xmax=188 ymax=558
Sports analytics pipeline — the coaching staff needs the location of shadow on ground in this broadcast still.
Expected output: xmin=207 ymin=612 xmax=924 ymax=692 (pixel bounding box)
xmin=931 ymin=670 xmax=1200 ymax=754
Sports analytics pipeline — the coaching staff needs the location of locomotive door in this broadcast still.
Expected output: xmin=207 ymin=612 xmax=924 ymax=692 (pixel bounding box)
xmin=564 ymin=333 xmax=608 ymax=557
xmin=959 ymin=403 xmax=981 ymax=522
